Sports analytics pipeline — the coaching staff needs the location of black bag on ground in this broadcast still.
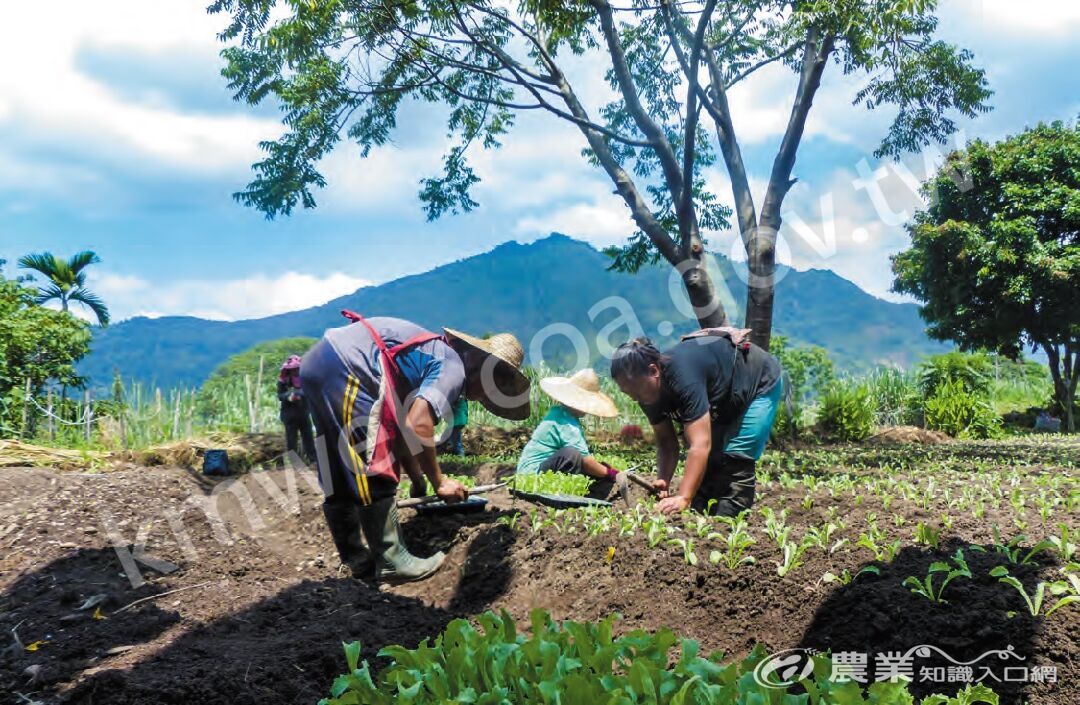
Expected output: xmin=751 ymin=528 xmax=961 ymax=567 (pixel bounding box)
xmin=202 ymin=449 xmax=231 ymax=476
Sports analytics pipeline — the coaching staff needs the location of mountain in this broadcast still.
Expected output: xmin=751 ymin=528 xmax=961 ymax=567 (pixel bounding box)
xmin=80 ymin=234 xmax=948 ymax=390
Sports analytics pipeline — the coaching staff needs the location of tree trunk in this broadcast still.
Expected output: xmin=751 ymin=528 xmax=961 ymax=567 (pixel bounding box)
xmin=1043 ymin=343 xmax=1077 ymax=433
xmin=681 ymin=257 xmax=728 ymax=329
xmin=1064 ymin=384 xmax=1075 ymax=434
xmin=744 ymin=226 xmax=777 ymax=351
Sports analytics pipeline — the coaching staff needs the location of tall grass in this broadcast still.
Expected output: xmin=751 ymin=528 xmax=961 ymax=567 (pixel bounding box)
xmin=26 ymin=376 xmax=279 ymax=451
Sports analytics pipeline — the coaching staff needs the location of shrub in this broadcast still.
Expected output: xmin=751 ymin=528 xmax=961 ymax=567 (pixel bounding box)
xmin=321 ymin=610 xmax=1000 ymax=705
xmin=924 ymin=378 xmax=1002 ymax=439
xmin=918 ymin=351 xmax=993 ymax=398
xmin=817 ymin=380 xmax=876 ymax=441
xmin=769 ymin=335 xmax=834 ymax=440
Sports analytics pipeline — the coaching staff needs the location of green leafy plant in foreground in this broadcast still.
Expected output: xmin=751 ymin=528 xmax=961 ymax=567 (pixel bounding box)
xmin=976 ymin=526 xmax=1054 ymax=566
xmin=321 ymin=609 xmax=1000 ymax=705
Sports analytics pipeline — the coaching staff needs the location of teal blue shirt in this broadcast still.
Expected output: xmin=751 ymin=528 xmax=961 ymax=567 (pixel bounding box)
xmin=516 ymin=405 xmax=590 ymax=475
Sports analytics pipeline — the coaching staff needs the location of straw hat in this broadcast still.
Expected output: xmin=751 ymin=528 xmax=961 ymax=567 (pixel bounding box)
xmin=540 ymin=369 xmax=618 ymax=418
xmin=443 ymin=328 xmax=531 ymax=421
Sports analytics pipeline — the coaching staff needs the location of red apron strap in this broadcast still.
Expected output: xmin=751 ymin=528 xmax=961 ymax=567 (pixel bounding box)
xmin=338 ymin=312 xmax=445 ymax=485
xmin=389 ymin=332 xmax=444 ymax=356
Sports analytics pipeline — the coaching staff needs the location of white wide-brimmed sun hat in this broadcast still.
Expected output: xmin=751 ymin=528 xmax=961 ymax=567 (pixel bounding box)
xmin=540 ymin=369 xmax=618 ymax=418
xmin=443 ymin=328 xmax=531 ymax=421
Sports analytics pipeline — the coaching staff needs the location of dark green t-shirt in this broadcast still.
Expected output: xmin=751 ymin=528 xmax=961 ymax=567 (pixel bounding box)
xmin=642 ymin=336 xmax=781 ymax=427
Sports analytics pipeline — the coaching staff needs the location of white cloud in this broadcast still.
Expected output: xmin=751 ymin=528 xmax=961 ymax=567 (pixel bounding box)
xmin=0 ymin=1 xmax=280 ymax=177
xmin=91 ymin=270 xmax=372 ymax=322
xmin=948 ymin=0 xmax=1080 ymax=34
xmin=514 ymin=189 xmax=636 ymax=246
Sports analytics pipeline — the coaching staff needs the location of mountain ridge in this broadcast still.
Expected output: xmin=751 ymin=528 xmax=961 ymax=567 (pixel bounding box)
xmin=80 ymin=234 xmax=948 ymax=389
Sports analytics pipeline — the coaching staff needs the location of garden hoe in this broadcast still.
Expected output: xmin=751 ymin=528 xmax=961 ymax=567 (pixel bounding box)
xmin=396 ymin=482 xmax=507 ymax=508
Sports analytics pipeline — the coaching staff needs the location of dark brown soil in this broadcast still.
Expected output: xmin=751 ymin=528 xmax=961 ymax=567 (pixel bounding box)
xmin=0 ymin=443 xmax=1076 ymax=705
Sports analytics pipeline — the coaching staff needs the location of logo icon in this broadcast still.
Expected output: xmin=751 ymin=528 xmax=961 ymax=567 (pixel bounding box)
xmin=753 ymin=648 xmax=818 ymax=688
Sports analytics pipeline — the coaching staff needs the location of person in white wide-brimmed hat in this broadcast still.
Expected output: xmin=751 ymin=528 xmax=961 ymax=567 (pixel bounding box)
xmin=516 ymin=369 xmax=626 ymax=490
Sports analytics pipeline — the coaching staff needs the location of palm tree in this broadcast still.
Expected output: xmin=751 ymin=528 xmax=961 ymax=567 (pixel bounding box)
xmin=18 ymin=250 xmax=110 ymax=326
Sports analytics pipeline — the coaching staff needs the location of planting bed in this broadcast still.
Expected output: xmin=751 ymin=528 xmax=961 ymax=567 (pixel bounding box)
xmin=0 ymin=435 xmax=1076 ymax=704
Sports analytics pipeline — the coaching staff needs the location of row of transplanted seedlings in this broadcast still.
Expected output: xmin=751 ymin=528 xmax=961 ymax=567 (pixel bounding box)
xmin=494 ymin=445 xmax=1079 ymax=619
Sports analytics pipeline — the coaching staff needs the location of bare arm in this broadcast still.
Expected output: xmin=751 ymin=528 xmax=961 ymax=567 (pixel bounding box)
xmin=652 ymin=419 xmax=681 ymax=490
xmin=675 ymin=413 xmax=712 ymax=502
xmin=657 ymin=413 xmax=711 ymax=514
xmin=403 ymin=399 xmax=466 ymax=503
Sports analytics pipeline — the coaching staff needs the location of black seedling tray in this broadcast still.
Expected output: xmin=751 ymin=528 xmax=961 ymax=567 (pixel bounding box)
xmin=414 ymin=496 xmax=489 ymax=515
xmin=509 ymin=489 xmax=612 ymax=509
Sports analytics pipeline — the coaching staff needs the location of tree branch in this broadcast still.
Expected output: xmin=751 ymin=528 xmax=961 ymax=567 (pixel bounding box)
xmin=550 ymin=66 xmax=681 ymax=266
xmin=679 ymin=0 xmax=719 ymax=258
xmin=725 ymin=44 xmax=800 ymax=88
xmin=760 ymin=27 xmax=835 ymax=230
xmin=667 ymin=2 xmax=758 ymax=247
xmin=590 ymin=0 xmax=687 ymax=214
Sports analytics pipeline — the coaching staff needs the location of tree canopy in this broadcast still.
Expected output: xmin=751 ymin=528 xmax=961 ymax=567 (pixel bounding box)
xmin=892 ymin=121 xmax=1080 ymax=430
xmin=0 ymin=274 xmax=92 ymax=433
xmin=18 ymin=250 xmax=110 ymax=326
xmin=210 ymin=0 xmax=990 ymax=345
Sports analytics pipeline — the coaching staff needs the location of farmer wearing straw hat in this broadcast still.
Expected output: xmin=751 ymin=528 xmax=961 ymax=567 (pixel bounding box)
xmin=277 ymin=354 xmax=315 ymax=462
xmin=516 ymin=369 xmax=626 ymax=493
xmin=301 ymin=313 xmax=530 ymax=583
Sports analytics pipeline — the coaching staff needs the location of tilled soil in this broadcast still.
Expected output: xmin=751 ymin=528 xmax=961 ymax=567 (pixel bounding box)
xmin=0 ymin=454 xmax=1077 ymax=705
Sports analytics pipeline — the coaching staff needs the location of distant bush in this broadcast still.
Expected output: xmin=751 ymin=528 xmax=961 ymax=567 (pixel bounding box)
xmin=817 ymin=379 xmax=876 ymax=441
xmin=196 ymin=337 xmax=317 ymax=429
xmin=987 ymin=355 xmax=1054 ymax=415
xmin=924 ymin=378 xmax=1002 ymax=439
xmin=918 ymin=351 xmax=993 ymax=397
xmin=769 ymin=335 xmax=834 ymax=438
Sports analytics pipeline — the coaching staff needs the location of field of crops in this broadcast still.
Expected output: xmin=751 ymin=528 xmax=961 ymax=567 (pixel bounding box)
xmin=0 ymin=431 xmax=1076 ymax=704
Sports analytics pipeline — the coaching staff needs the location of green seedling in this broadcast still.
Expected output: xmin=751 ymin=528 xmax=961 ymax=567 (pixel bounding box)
xmin=644 ymin=516 xmax=672 ymax=548
xmin=1048 ymin=524 xmax=1077 ymax=563
xmin=990 ymin=566 xmax=1080 ymax=617
xmin=760 ymin=507 xmax=789 ymax=546
xmin=803 ymin=522 xmax=846 ymax=554
xmin=668 ymin=537 xmax=698 ymax=566
xmin=977 ymin=526 xmax=1054 ymax=566
xmin=903 ymin=549 xmax=971 ymax=604
xmin=823 ymin=565 xmax=881 ymax=585
xmin=914 ymin=521 xmax=942 ymax=549
xmin=496 ymin=512 xmax=522 ymax=530
xmin=776 ymin=540 xmax=809 ymax=578
xmin=710 ymin=513 xmax=756 ymax=569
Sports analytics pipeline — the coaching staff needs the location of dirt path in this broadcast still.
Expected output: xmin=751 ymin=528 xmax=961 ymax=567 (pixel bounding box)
xmin=0 ymin=449 xmax=1077 ymax=704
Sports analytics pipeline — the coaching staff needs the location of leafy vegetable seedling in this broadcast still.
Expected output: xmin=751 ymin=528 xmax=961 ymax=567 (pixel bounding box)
xmin=903 ymin=549 xmax=972 ymax=604
xmin=989 ymin=566 xmax=1080 ymax=617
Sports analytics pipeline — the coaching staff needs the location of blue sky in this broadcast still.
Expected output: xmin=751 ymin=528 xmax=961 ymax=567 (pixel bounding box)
xmin=1 ymin=1 xmax=1078 ymax=323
